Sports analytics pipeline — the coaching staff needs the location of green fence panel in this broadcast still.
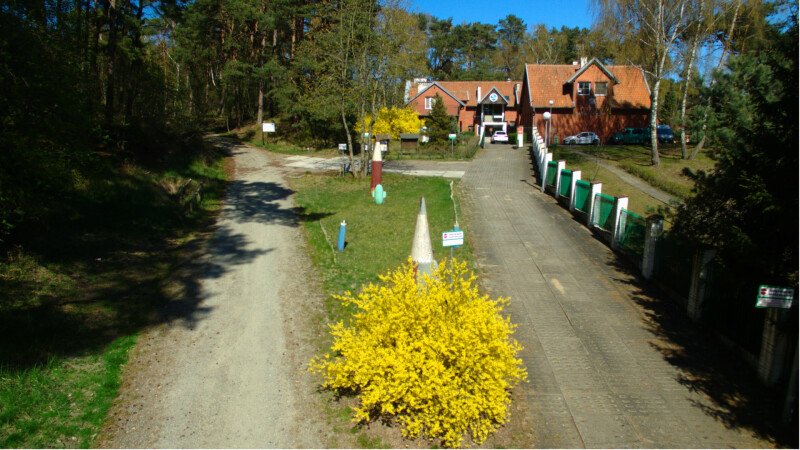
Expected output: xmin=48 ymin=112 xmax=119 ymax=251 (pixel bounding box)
xmin=591 ymin=193 xmax=615 ymax=230
xmin=559 ymin=169 xmax=573 ymax=197
xmin=574 ymin=180 xmax=591 ymax=213
xmin=545 ymin=161 xmax=557 ymax=187
xmin=617 ymin=209 xmax=646 ymax=258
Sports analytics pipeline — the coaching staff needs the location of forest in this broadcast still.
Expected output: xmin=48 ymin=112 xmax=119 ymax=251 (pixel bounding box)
xmin=0 ymin=0 xmax=796 ymax=285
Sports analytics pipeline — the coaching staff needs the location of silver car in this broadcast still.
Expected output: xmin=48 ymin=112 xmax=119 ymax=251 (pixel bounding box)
xmin=564 ymin=131 xmax=600 ymax=145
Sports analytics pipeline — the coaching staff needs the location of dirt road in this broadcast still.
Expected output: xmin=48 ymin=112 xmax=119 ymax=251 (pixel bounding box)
xmin=98 ymin=139 xmax=327 ymax=448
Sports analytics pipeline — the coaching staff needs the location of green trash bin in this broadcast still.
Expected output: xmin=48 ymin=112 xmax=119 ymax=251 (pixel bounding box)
xmin=553 ymin=134 xmax=559 ymax=146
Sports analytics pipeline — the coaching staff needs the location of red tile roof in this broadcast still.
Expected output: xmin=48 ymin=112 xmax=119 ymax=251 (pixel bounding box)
xmin=524 ymin=63 xmax=651 ymax=110
xmin=408 ymin=81 xmax=521 ymax=107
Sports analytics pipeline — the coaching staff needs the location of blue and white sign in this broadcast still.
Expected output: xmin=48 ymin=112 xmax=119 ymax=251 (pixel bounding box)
xmin=489 ymin=92 xmax=498 ymax=102
xmin=442 ymin=230 xmax=464 ymax=247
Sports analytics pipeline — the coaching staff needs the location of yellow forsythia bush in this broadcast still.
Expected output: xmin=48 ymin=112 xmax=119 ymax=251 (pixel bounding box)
xmin=310 ymin=258 xmax=527 ymax=448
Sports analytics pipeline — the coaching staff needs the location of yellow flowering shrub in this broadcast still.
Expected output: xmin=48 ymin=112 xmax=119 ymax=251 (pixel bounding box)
xmin=310 ymin=258 xmax=527 ymax=448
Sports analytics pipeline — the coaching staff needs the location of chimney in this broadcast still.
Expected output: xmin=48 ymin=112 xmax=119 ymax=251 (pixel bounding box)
xmin=580 ymin=56 xmax=588 ymax=67
xmin=477 ymin=86 xmax=482 ymax=102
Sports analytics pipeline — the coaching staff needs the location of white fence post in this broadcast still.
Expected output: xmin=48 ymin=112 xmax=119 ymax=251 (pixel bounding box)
xmin=569 ymin=170 xmax=582 ymax=212
xmin=611 ymin=196 xmax=628 ymax=250
xmin=641 ymin=215 xmax=663 ymax=279
xmin=541 ymin=153 xmax=552 ymax=192
xmin=553 ymin=160 xmax=566 ymax=198
xmin=587 ymin=182 xmax=602 ymax=227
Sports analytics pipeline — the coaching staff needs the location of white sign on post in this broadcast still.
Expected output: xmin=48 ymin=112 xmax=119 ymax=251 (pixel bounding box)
xmin=262 ymin=122 xmax=276 ymax=133
xmin=338 ymin=143 xmax=348 ymax=152
xmin=442 ymin=230 xmax=464 ymax=247
xmin=755 ymin=285 xmax=795 ymax=309
xmin=448 ymin=133 xmax=457 ymax=141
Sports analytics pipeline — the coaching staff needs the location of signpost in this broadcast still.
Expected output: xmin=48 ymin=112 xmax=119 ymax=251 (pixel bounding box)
xmin=448 ymin=133 xmax=457 ymax=157
xmin=442 ymin=227 xmax=464 ymax=263
xmin=262 ymin=122 xmax=275 ymax=144
xmin=756 ymin=285 xmax=795 ymax=309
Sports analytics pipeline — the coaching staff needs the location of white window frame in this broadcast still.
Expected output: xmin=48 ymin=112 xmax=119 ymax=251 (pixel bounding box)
xmin=595 ymin=82 xmax=608 ymax=96
xmin=424 ymin=97 xmax=435 ymax=110
xmin=577 ymin=82 xmax=591 ymax=96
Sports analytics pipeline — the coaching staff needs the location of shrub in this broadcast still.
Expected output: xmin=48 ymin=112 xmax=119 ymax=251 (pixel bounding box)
xmin=310 ymin=258 xmax=527 ymax=448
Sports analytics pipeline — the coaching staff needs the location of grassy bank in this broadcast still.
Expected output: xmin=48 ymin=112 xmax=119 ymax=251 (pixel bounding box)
xmin=289 ymin=172 xmax=472 ymax=447
xmin=563 ymin=144 xmax=715 ymax=199
xmin=290 ymin=173 xmax=470 ymax=322
xmin=0 ymin=139 xmax=229 ymax=447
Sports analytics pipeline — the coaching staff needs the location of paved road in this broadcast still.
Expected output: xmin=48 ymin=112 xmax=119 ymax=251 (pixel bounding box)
xmin=99 ymin=139 xmax=326 ymax=448
xmin=460 ymin=143 xmax=771 ymax=448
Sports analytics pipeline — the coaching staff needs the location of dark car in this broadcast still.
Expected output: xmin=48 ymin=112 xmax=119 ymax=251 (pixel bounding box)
xmin=655 ymin=124 xmax=674 ymax=143
xmin=610 ymin=127 xmax=647 ymax=145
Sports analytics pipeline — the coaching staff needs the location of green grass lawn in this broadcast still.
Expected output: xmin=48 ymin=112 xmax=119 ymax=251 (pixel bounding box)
xmin=562 ymin=143 xmax=715 ymax=199
xmin=0 ymin=141 xmax=228 ymax=448
xmin=551 ymin=143 xmax=715 ymax=217
xmin=290 ymin=173 xmax=470 ymax=323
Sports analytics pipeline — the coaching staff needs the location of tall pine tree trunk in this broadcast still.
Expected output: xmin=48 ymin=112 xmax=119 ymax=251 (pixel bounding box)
xmin=104 ymin=0 xmax=118 ymax=127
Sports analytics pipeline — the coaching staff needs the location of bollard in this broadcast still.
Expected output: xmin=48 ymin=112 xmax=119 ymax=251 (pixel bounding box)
xmin=372 ymin=184 xmax=387 ymax=204
xmin=410 ymin=197 xmax=436 ymax=280
xmin=370 ymin=144 xmax=383 ymax=192
xmin=337 ymin=220 xmax=346 ymax=252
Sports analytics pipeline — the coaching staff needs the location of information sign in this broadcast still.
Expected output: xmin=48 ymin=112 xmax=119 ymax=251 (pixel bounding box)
xmin=448 ymin=133 xmax=457 ymax=141
xmin=338 ymin=143 xmax=348 ymax=152
xmin=442 ymin=230 xmax=464 ymax=247
xmin=262 ymin=122 xmax=276 ymax=133
xmin=756 ymin=285 xmax=795 ymax=309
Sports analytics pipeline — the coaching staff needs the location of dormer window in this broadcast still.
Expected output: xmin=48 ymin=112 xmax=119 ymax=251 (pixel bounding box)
xmin=577 ymin=82 xmax=591 ymax=96
xmin=424 ymin=97 xmax=435 ymax=110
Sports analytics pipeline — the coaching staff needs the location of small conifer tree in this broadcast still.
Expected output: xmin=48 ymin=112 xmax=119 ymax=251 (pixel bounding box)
xmin=425 ymin=94 xmax=454 ymax=144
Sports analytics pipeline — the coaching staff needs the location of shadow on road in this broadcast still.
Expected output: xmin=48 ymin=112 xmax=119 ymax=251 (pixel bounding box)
xmin=605 ymin=253 xmax=797 ymax=447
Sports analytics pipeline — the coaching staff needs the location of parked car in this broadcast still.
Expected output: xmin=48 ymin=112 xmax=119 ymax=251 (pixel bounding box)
xmin=610 ymin=127 xmax=647 ymax=145
xmin=563 ymin=131 xmax=600 ymax=145
xmin=655 ymin=124 xmax=674 ymax=143
xmin=491 ymin=130 xmax=509 ymax=143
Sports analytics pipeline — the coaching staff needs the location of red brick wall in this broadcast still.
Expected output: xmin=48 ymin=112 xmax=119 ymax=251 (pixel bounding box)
xmin=534 ymin=109 xmax=649 ymax=144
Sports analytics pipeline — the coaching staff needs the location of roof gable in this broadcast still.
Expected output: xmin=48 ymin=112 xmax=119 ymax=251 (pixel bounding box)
xmin=404 ymin=81 xmax=466 ymax=107
xmin=406 ymin=80 xmax=521 ymax=108
xmin=479 ymin=87 xmax=509 ymax=105
xmin=522 ymin=62 xmax=651 ymax=110
xmin=565 ymin=58 xmax=619 ymax=84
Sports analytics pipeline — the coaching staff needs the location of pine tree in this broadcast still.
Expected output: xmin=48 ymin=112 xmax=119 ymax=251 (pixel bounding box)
xmin=425 ymin=94 xmax=454 ymax=144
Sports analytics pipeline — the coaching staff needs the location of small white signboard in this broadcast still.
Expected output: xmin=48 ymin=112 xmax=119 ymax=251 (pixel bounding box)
xmin=262 ymin=122 xmax=276 ymax=133
xmin=442 ymin=230 xmax=464 ymax=247
xmin=338 ymin=143 xmax=348 ymax=152
xmin=756 ymin=285 xmax=795 ymax=309
xmin=448 ymin=133 xmax=457 ymax=141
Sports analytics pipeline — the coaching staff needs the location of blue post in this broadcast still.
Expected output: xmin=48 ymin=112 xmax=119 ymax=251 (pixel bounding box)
xmin=337 ymin=220 xmax=346 ymax=252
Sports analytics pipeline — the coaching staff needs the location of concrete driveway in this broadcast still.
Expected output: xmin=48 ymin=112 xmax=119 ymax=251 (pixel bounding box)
xmin=459 ymin=146 xmax=774 ymax=448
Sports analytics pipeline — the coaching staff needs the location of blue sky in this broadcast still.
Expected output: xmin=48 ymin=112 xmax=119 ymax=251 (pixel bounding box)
xmin=409 ymin=0 xmax=596 ymax=30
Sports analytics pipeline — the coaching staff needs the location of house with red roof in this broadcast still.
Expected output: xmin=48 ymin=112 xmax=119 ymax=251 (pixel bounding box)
xmin=404 ymin=79 xmax=521 ymax=136
xmin=519 ymin=57 xmax=652 ymax=144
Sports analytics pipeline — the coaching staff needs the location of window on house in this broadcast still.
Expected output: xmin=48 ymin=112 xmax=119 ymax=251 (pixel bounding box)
xmin=424 ymin=97 xmax=435 ymax=110
xmin=595 ymin=82 xmax=608 ymax=96
xmin=578 ymin=82 xmax=591 ymax=96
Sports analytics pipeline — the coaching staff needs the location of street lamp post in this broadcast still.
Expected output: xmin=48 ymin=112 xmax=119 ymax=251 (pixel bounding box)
xmin=543 ymin=111 xmax=552 ymax=147
xmin=548 ymin=99 xmax=554 ymax=146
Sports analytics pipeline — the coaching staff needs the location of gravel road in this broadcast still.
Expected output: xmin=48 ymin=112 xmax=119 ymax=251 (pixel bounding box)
xmin=98 ymin=139 xmax=327 ymax=448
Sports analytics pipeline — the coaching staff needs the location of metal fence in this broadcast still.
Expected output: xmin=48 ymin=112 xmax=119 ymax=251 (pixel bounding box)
xmin=559 ymin=169 xmax=573 ymax=197
xmin=591 ymin=192 xmax=615 ymax=231
xmin=545 ymin=161 xmax=557 ymax=188
xmin=652 ymin=231 xmax=694 ymax=299
xmin=574 ymin=180 xmax=591 ymax=213
xmin=617 ymin=208 xmax=646 ymax=259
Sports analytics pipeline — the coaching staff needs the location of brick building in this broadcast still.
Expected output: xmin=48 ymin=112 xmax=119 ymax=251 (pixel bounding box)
xmin=518 ymin=58 xmax=652 ymax=143
xmin=404 ymin=79 xmax=521 ymax=136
